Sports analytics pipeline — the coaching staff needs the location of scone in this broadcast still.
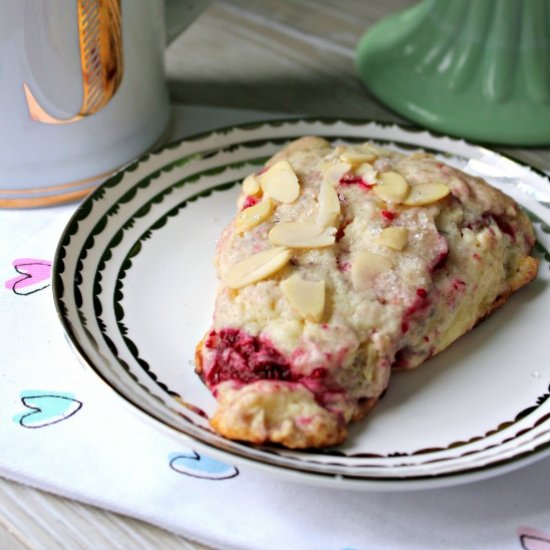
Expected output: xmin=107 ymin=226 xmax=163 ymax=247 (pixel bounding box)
xmin=195 ymin=137 xmax=538 ymax=449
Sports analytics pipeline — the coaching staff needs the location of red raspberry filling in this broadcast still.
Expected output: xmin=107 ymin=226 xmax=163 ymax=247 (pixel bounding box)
xmin=240 ymin=195 xmax=259 ymax=210
xmin=339 ymin=173 xmax=374 ymax=191
xmin=463 ymin=214 xmax=516 ymax=242
xmin=399 ymin=287 xmax=432 ymax=336
xmin=203 ymin=329 xmax=292 ymax=386
xmin=335 ymin=219 xmax=351 ymax=242
xmin=489 ymin=213 xmax=516 ymax=241
xmin=202 ymin=329 xmax=347 ymax=412
xmin=429 ymin=236 xmax=449 ymax=272
xmin=452 ymin=278 xmax=467 ymax=291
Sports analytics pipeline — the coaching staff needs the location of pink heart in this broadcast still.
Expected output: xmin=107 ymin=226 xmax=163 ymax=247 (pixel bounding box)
xmin=518 ymin=527 xmax=550 ymax=550
xmin=5 ymin=258 xmax=52 ymax=295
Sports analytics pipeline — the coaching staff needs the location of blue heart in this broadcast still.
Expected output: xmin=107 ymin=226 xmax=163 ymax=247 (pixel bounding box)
xmin=169 ymin=450 xmax=239 ymax=480
xmin=14 ymin=392 xmax=82 ymax=428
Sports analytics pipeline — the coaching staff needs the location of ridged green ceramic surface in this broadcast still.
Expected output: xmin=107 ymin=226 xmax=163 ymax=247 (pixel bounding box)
xmin=356 ymin=0 xmax=550 ymax=145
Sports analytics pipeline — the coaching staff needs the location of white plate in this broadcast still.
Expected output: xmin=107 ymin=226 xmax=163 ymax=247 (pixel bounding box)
xmin=53 ymin=119 xmax=550 ymax=490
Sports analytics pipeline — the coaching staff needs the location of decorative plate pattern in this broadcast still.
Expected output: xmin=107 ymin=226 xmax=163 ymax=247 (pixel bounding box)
xmin=53 ymin=119 xmax=550 ymax=489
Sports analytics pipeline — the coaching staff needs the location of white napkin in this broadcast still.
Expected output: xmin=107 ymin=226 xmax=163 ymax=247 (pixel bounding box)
xmin=1 ymin=105 xmax=549 ymax=550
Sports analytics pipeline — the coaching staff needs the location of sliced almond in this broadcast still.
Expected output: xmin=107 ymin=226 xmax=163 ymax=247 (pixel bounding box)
xmin=222 ymin=247 xmax=291 ymax=289
xmin=378 ymin=227 xmax=408 ymax=250
xmin=351 ymin=251 xmax=392 ymax=291
xmin=354 ymin=162 xmax=377 ymax=182
xmin=323 ymin=161 xmax=352 ymax=186
xmin=269 ymin=221 xmax=336 ymax=248
xmin=242 ymin=174 xmax=261 ymax=195
xmin=373 ymin=171 xmax=410 ymax=203
xmin=280 ymin=275 xmax=325 ymax=322
xmin=340 ymin=150 xmax=377 ymax=165
xmin=259 ymin=160 xmax=300 ymax=203
xmin=403 ymin=182 xmax=450 ymax=206
xmin=235 ymin=198 xmax=273 ymax=233
xmin=317 ymin=179 xmax=341 ymax=228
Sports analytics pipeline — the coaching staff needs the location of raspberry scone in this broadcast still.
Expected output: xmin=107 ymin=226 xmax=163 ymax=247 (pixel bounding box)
xmin=195 ymin=137 xmax=538 ymax=449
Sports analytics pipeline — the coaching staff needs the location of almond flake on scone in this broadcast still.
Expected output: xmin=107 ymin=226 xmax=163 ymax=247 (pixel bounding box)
xmin=195 ymin=136 xmax=538 ymax=449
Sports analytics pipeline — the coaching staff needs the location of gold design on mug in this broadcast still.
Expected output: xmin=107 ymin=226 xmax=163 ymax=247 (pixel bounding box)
xmin=24 ymin=0 xmax=123 ymax=125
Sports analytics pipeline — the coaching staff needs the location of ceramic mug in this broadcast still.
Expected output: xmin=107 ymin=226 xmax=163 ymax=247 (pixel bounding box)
xmin=0 ymin=0 xmax=209 ymax=207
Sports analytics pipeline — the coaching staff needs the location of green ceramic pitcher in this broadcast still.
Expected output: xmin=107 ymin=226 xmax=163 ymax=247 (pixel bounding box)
xmin=356 ymin=0 xmax=550 ymax=145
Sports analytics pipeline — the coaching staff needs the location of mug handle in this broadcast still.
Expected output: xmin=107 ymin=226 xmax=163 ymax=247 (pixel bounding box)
xmin=164 ymin=0 xmax=211 ymax=45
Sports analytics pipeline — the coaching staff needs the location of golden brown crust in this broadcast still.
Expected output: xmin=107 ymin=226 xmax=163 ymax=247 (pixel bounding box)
xmin=210 ymin=386 xmax=348 ymax=449
xmin=350 ymin=397 xmax=379 ymax=423
xmin=209 ymin=420 xmax=346 ymax=449
xmin=194 ymin=334 xmax=206 ymax=377
xmin=485 ymin=255 xmax=539 ymax=316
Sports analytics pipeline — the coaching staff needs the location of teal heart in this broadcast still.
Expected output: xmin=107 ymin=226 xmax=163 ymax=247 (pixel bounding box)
xmin=169 ymin=450 xmax=239 ymax=480
xmin=14 ymin=392 xmax=82 ymax=428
